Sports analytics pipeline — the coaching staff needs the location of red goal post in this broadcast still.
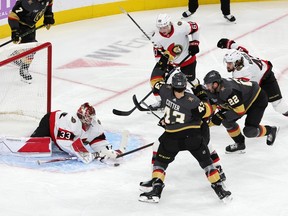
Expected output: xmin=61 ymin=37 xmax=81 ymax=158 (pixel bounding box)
xmin=0 ymin=42 xmax=52 ymax=122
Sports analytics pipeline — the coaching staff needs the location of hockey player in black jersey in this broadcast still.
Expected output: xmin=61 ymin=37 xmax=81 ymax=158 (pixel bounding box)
xmin=138 ymin=72 xmax=232 ymax=203
xmin=204 ymin=70 xmax=278 ymax=153
xmin=8 ymin=0 xmax=55 ymax=83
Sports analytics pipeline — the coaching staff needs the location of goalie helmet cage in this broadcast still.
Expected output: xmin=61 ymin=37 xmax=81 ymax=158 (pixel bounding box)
xmin=0 ymin=42 xmax=52 ymax=122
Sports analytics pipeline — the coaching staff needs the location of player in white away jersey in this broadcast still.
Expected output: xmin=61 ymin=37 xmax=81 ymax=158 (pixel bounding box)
xmin=217 ymin=38 xmax=288 ymax=117
xmin=149 ymin=13 xmax=200 ymax=110
xmin=31 ymin=102 xmax=126 ymax=164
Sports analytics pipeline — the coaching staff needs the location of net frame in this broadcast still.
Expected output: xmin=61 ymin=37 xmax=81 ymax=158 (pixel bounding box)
xmin=0 ymin=42 xmax=52 ymax=117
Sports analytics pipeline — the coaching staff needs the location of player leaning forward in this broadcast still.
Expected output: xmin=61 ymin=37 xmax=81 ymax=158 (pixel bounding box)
xmin=31 ymin=102 xmax=127 ymax=164
xmin=138 ymin=72 xmax=232 ymax=203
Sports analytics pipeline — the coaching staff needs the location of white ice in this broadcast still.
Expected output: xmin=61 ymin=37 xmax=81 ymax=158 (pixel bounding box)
xmin=0 ymin=1 xmax=288 ymax=216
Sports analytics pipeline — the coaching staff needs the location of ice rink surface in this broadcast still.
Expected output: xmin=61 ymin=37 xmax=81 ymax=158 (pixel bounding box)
xmin=0 ymin=1 xmax=288 ymax=215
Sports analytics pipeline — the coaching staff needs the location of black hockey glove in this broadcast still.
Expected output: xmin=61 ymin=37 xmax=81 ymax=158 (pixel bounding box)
xmin=188 ymin=40 xmax=199 ymax=56
xmin=157 ymin=117 xmax=166 ymax=129
xmin=43 ymin=13 xmax=55 ymax=30
xmin=210 ymin=110 xmax=226 ymax=126
xmin=191 ymin=79 xmax=208 ymax=101
xmin=217 ymin=38 xmax=235 ymax=49
xmin=157 ymin=53 xmax=169 ymax=71
xmin=11 ymin=29 xmax=21 ymax=44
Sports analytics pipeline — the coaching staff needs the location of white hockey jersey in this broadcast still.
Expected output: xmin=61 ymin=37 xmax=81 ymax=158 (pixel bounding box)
xmin=152 ymin=20 xmax=199 ymax=65
xmin=229 ymin=48 xmax=270 ymax=85
xmin=49 ymin=111 xmax=119 ymax=163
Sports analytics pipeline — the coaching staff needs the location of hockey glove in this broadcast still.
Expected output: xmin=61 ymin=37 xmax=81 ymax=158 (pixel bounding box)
xmin=210 ymin=110 xmax=226 ymax=126
xmin=157 ymin=53 xmax=169 ymax=71
xmin=11 ymin=29 xmax=21 ymax=44
xmin=43 ymin=13 xmax=55 ymax=30
xmin=188 ymin=40 xmax=200 ymax=56
xmin=191 ymin=79 xmax=208 ymax=101
xmin=217 ymin=38 xmax=235 ymax=49
xmin=157 ymin=117 xmax=166 ymax=129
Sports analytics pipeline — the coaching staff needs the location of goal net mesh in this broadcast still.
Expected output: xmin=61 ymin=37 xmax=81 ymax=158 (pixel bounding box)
xmin=0 ymin=42 xmax=52 ymax=136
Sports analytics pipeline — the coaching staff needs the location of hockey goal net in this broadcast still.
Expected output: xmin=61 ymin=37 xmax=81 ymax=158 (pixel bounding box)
xmin=0 ymin=42 xmax=52 ymax=136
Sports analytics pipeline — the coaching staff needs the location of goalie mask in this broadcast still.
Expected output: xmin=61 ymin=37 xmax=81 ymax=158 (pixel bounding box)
xmin=223 ymin=50 xmax=244 ymax=72
xmin=77 ymin=102 xmax=96 ymax=127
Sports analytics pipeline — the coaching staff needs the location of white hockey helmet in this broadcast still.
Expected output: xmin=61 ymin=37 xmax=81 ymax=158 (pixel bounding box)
xmin=156 ymin=14 xmax=171 ymax=28
xmin=223 ymin=50 xmax=244 ymax=72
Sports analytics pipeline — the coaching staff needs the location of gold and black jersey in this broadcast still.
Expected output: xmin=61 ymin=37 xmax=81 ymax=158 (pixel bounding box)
xmin=208 ymin=78 xmax=261 ymax=119
xmin=8 ymin=0 xmax=53 ymax=28
xmin=159 ymin=84 xmax=211 ymax=133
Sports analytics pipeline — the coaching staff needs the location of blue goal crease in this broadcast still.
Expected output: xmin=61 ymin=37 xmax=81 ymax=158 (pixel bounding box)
xmin=0 ymin=131 xmax=144 ymax=173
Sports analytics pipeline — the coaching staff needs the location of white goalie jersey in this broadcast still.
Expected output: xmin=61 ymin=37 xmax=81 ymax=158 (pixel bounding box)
xmin=49 ymin=111 xmax=122 ymax=164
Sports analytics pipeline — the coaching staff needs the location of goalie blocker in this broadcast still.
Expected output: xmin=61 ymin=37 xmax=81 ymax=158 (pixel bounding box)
xmin=0 ymin=136 xmax=51 ymax=157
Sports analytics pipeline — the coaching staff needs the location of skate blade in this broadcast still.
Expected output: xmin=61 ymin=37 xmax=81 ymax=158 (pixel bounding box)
xmin=139 ymin=186 xmax=153 ymax=193
xmin=138 ymin=195 xmax=160 ymax=203
xmin=225 ymin=150 xmax=246 ymax=154
xmin=21 ymin=77 xmax=32 ymax=84
xmin=221 ymin=195 xmax=233 ymax=203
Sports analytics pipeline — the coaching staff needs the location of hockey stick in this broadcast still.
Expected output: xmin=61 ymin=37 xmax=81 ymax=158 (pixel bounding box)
xmin=119 ymin=7 xmax=151 ymax=41
xmin=0 ymin=24 xmax=45 ymax=48
xmin=116 ymin=142 xmax=154 ymax=158
xmin=112 ymin=90 xmax=153 ymax=116
xmin=37 ymin=156 xmax=78 ymax=165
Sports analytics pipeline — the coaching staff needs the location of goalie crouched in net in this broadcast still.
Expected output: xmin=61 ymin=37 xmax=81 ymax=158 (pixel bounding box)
xmin=31 ymin=102 xmax=127 ymax=164
xmin=8 ymin=0 xmax=55 ymax=83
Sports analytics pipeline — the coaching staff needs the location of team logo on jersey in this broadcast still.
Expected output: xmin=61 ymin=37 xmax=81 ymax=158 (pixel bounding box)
xmin=177 ymin=21 xmax=183 ymax=26
xmin=71 ymin=117 xmax=76 ymax=123
xmin=172 ymin=45 xmax=183 ymax=55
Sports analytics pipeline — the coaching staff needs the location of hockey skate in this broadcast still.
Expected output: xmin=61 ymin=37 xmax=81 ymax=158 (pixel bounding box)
xmin=225 ymin=142 xmax=246 ymax=154
xmin=182 ymin=11 xmax=193 ymax=18
xmin=224 ymin=14 xmax=236 ymax=23
xmin=139 ymin=178 xmax=155 ymax=192
xmin=139 ymin=179 xmax=164 ymax=203
xmin=20 ymin=68 xmax=32 ymax=84
xmin=266 ymin=126 xmax=278 ymax=146
xmin=211 ymin=180 xmax=232 ymax=202
xmin=216 ymin=165 xmax=226 ymax=182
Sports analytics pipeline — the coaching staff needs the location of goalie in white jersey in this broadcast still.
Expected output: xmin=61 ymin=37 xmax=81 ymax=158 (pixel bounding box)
xmin=31 ymin=102 xmax=127 ymax=164
xmin=217 ymin=38 xmax=288 ymax=117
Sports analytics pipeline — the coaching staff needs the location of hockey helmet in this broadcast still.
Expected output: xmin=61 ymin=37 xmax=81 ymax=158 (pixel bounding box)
xmin=223 ymin=50 xmax=244 ymax=71
xmin=156 ymin=14 xmax=171 ymax=28
xmin=77 ymin=102 xmax=96 ymax=125
xmin=172 ymin=72 xmax=187 ymax=89
xmin=203 ymin=70 xmax=222 ymax=84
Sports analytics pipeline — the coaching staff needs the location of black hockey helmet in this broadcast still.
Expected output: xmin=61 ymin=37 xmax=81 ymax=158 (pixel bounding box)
xmin=172 ymin=72 xmax=187 ymax=89
xmin=203 ymin=70 xmax=222 ymax=84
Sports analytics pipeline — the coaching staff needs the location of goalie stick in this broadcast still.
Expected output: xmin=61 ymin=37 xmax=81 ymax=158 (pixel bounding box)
xmin=37 ymin=156 xmax=78 ymax=165
xmin=0 ymin=24 xmax=45 ymax=48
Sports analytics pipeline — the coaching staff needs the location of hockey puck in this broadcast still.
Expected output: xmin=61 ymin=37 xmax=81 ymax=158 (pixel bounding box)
xmin=114 ymin=163 xmax=120 ymax=167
